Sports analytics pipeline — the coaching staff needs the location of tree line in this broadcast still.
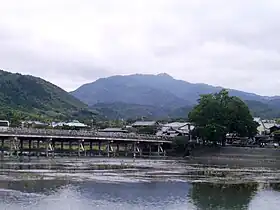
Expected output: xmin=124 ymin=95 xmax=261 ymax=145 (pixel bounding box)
xmin=188 ymin=89 xmax=258 ymax=145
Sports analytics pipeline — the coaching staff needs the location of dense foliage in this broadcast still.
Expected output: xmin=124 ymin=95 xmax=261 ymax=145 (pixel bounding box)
xmin=72 ymin=73 xmax=280 ymax=119
xmin=0 ymin=69 xmax=280 ymax=124
xmin=91 ymin=102 xmax=191 ymax=120
xmin=0 ymin=70 xmax=97 ymax=123
xmin=188 ymin=90 xmax=258 ymax=144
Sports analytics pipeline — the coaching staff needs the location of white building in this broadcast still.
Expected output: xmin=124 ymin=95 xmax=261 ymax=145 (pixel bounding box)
xmin=156 ymin=122 xmax=194 ymax=137
xmin=254 ymin=117 xmax=278 ymax=135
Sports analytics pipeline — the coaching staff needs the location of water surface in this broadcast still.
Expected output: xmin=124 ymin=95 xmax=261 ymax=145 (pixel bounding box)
xmin=1 ymin=157 xmax=280 ymax=210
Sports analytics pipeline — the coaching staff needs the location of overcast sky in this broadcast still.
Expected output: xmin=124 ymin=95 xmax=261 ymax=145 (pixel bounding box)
xmin=0 ymin=0 xmax=280 ymax=95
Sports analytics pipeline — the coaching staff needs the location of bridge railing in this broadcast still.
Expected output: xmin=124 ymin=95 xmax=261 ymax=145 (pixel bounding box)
xmin=0 ymin=127 xmax=173 ymax=141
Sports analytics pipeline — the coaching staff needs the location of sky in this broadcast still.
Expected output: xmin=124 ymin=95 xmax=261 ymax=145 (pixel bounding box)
xmin=0 ymin=0 xmax=280 ymax=95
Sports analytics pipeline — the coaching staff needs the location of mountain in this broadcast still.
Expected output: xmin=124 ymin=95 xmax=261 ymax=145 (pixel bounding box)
xmin=71 ymin=73 xmax=189 ymax=108
xmin=71 ymin=73 xmax=280 ymax=119
xmin=0 ymin=70 xmax=95 ymax=121
xmin=91 ymin=102 xmax=193 ymax=120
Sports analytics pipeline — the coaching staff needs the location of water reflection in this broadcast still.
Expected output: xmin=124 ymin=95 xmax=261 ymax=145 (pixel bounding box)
xmin=1 ymin=158 xmax=280 ymax=210
xmin=1 ymin=180 xmax=280 ymax=210
xmin=190 ymin=182 xmax=258 ymax=209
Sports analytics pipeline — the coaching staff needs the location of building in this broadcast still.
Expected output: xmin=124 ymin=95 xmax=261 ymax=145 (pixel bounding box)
xmin=21 ymin=121 xmax=49 ymax=128
xmin=101 ymin=128 xmax=128 ymax=133
xmin=131 ymin=121 xmax=158 ymax=127
xmin=269 ymin=125 xmax=280 ymax=134
xmin=254 ymin=118 xmax=278 ymax=135
xmin=65 ymin=120 xmax=88 ymax=129
xmin=131 ymin=121 xmax=159 ymax=134
xmin=156 ymin=122 xmax=194 ymax=137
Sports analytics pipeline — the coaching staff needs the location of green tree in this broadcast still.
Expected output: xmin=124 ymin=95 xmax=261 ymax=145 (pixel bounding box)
xmin=188 ymin=89 xmax=257 ymax=145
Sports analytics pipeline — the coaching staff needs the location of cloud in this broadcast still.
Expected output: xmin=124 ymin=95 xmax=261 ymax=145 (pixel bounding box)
xmin=0 ymin=0 xmax=280 ymax=95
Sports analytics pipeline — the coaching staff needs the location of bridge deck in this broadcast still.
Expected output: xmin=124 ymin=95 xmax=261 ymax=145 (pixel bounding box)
xmin=0 ymin=128 xmax=173 ymax=143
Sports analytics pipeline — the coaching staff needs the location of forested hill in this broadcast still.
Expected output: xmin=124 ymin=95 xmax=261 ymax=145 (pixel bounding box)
xmin=0 ymin=69 xmax=278 ymax=122
xmin=71 ymin=73 xmax=280 ymax=119
xmin=0 ymin=70 xmax=95 ymax=122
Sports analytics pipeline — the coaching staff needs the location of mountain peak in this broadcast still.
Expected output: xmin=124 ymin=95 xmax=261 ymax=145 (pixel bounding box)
xmin=156 ymin=73 xmax=173 ymax=78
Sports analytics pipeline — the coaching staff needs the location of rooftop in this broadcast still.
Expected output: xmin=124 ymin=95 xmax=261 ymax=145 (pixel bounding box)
xmin=163 ymin=122 xmax=190 ymax=128
xmin=65 ymin=121 xmax=88 ymax=127
xmin=101 ymin=128 xmax=128 ymax=132
xmin=131 ymin=121 xmax=157 ymax=126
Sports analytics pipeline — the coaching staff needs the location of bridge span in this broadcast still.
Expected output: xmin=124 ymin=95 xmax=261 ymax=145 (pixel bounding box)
xmin=0 ymin=128 xmax=173 ymax=158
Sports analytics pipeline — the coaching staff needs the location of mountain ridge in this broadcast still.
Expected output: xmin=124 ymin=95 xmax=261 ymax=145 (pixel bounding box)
xmin=71 ymin=73 xmax=280 ymax=119
xmin=0 ymin=69 xmax=96 ymax=122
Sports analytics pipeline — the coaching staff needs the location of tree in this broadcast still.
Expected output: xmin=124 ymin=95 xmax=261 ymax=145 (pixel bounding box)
xmin=188 ymin=89 xmax=257 ymax=145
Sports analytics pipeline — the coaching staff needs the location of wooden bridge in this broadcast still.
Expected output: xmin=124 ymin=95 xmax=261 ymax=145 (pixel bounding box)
xmin=0 ymin=128 xmax=173 ymax=158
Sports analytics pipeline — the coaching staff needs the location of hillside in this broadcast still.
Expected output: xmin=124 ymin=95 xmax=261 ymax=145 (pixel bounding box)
xmin=71 ymin=73 xmax=192 ymax=107
xmin=72 ymin=73 xmax=280 ymax=119
xmin=0 ymin=70 xmax=95 ymax=122
xmin=71 ymin=73 xmax=271 ymax=106
xmin=91 ymin=102 xmax=193 ymax=120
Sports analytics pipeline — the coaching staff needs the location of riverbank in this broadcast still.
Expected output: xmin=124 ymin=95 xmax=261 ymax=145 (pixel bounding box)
xmin=187 ymin=146 xmax=280 ymax=168
xmin=1 ymin=156 xmax=280 ymax=184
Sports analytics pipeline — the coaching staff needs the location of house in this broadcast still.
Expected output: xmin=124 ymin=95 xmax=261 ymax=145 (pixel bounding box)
xmin=269 ymin=125 xmax=280 ymax=134
xmin=156 ymin=122 xmax=194 ymax=137
xmin=101 ymin=128 xmax=128 ymax=133
xmin=56 ymin=120 xmax=89 ymax=130
xmin=21 ymin=121 xmax=49 ymax=128
xmin=131 ymin=121 xmax=159 ymax=134
xmin=131 ymin=121 xmax=158 ymax=127
xmin=51 ymin=122 xmax=66 ymax=128
xmin=254 ymin=118 xmax=277 ymax=135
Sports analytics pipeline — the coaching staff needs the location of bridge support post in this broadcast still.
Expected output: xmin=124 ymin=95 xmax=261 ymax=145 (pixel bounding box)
xmin=61 ymin=141 xmax=64 ymax=156
xmin=157 ymin=143 xmax=164 ymax=156
xmin=83 ymin=140 xmax=86 ymax=156
xmin=10 ymin=137 xmax=20 ymax=157
xmin=90 ymin=141 xmax=93 ymax=156
xmin=19 ymin=139 xmax=23 ymax=156
xmin=52 ymin=139 xmax=56 ymax=157
xmin=149 ymin=144 xmax=152 ymax=157
xmin=138 ymin=144 xmax=142 ymax=157
xmin=69 ymin=141 xmax=72 ymax=155
xmin=116 ymin=144 xmax=119 ymax=157
xmin=28 ymin=139 xmax=32 ymax=156
xmin=45 ymin=138 xmax=53 ymax=157
xmin=37 ymin=140 xmax=40 ymax=157
xmin=1 ymin=139 xmax=4 ymax=157
xmin=135 ymin=142 xmax=140 ymax=157
xmin=98 ymin=141 xmax=101 ymax=156
xmin=125 ymin=143 xmax=128 ymax=157
xmin=107 ymin=141 xmax=110 ymax=157
xmin=78 ymin=139 xmax=85 ymax=157
xmin=133 ymin=142 xmax=136 ymax=158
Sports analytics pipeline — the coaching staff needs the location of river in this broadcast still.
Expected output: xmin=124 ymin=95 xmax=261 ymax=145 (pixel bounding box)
xmin=0 ymin=157 xmax=280 ymax=210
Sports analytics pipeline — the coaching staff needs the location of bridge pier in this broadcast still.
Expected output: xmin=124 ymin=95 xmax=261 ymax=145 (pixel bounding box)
xmin=60 ymin=141 xmax=64 ymax=156
xmin=116 ymin=143 xmax=120 ymax=157
xmin=9 ymin=137 xmax=20 ymax=157
xmin=36 ymin=139 xmax=40 ymax=157
xmin=89 ymin=141 xmax=93 ymax=156
xmin=45 ymin=138 xmax=54 ymax=157
xmin=124 ymin=143 xmax=128 ymax=157
xmin=28 ymin=139 xmax=32 ymax=156
xmin=1 ymin=138 xmax=4 ymax=156
xmin=78 ymin=139 xmax=85 ymax=157
xmin=0 ymin=129 xmax=172 ymax=158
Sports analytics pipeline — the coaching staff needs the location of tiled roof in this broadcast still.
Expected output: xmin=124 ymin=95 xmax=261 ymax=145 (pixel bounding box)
xmin=102 ymin=128 xmax=127 ymax=132
xmin=132 ymin=121 xmax=157 ymax=126
xmin=163 ymin=122 xmax=189 ymax=128
xmin=65 ymin=121 xmax=88 ymax=127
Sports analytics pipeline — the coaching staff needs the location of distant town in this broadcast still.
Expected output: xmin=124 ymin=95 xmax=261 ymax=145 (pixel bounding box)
xmin=0 ymin=116 xmax=279 ymax=148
